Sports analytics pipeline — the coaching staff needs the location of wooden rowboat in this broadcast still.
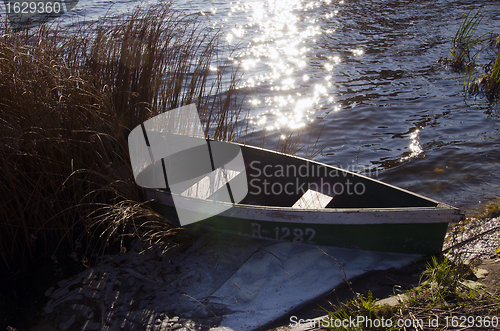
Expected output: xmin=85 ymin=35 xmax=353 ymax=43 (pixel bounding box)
xmin=142 ymin=139 xmax=462 ymax=255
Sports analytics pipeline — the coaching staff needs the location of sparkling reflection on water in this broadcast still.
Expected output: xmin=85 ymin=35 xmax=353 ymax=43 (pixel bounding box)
xmin=224 ymin=0 xmax=331 ymax=132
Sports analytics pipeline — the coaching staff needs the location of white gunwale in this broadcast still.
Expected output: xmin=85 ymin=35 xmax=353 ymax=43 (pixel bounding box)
xmin=146 ymin=188 xmax=461 ymax=225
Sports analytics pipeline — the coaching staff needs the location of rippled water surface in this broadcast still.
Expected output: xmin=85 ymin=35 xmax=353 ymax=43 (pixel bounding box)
xmin=27 ymin=0 xmax=500 ymax=209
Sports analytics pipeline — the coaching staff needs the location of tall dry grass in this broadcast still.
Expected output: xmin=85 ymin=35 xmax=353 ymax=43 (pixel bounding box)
xmin=0 ymin=3 xmax=243 ymax=270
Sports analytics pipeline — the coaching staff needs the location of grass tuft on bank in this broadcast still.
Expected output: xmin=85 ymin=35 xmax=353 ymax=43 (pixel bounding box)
xmin=325 ymin=255 xmax=500 ymax=331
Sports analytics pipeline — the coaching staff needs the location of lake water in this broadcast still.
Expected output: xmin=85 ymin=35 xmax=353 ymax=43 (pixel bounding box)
xmin=10 ymin=0 xmax=500 ymax=211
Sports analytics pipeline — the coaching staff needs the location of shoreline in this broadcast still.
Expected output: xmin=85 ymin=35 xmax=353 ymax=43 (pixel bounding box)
xmin=14 ymin=213 xmax=499 ymax=331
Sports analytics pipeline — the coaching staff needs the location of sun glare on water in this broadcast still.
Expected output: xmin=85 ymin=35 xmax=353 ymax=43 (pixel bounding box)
xmin=225 ymin=0 xmax=345 ymax=133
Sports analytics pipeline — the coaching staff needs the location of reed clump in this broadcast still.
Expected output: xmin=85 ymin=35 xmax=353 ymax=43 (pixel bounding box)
xmin=0 ymin=3 xmax=243 ymax=272
xmin=440 ymin=7 xmax=500 ymax=101
xmin=438 ymin=7 xmax=489 ymax=70
xmin=467 ymin=49 xmax=500 ymax=101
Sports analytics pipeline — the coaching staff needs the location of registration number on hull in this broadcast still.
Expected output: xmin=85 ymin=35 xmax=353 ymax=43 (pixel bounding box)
xmin=251 ymin=222 xmax=316 ymax=243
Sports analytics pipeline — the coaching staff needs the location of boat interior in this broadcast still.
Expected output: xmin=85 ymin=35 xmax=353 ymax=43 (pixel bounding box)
xmin=138 ymin=138 xmax=440 ymax=210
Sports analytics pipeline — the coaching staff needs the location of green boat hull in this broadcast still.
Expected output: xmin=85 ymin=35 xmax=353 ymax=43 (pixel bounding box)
xmin=150 ymin=201 xmax=449 ymax=255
